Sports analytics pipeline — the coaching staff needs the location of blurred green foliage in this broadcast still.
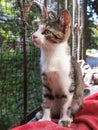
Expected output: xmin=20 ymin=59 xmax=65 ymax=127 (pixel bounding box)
xmin=0 ymin=0 xmax=42 ymax=129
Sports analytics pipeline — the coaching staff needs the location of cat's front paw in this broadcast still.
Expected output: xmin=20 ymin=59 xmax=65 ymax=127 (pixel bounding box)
xmin=38 ymin=116 xmax=51 ymax=122
xmin=35 ymin=111 xmax=43 ymax=120
xmin=58 ymin=117 xmax=73 ymax=127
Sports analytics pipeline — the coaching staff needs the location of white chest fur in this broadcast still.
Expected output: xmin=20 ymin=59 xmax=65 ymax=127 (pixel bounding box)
xmin=40 ymin=42 xmax=71 ymax=73
xmin=40 ymin=42 xmax=72 ymax=93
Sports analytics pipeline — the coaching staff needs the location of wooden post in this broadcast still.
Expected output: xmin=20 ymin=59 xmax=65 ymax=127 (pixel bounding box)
xmin=82 ymin=0 xmax=87 ymax=60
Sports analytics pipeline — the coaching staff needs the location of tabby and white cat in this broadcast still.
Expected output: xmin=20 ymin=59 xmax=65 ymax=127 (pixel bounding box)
xmin=32 ymin=8 xmax=84 ymax=127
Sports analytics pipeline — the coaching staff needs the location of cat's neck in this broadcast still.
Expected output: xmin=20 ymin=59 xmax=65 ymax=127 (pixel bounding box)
xmin=40 ymin=41 xmax=71 ymax=72
xmin=41 ymin=40 xmax=70 ymax=55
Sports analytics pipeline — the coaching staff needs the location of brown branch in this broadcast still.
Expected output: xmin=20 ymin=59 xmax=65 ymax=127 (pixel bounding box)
xmin=17 ymin=0 xmax=24 ymax=21
xmin=17 ymin=0 xmax=23 ymax=9
xmin=29 ymin=1 xmax=42 ymax=12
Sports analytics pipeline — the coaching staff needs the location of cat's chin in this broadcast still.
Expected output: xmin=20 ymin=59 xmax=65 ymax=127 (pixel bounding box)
xmin=34 ymin=42 xmax=43 ymax=48
xmin=33 ymin=38 xmax=46 ymax=48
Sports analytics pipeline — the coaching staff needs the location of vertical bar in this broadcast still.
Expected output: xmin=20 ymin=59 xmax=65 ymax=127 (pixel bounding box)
xmin=72 ymin=0 xmax=76 ymax=57
xmin=82 ymin=0 xmax=87 ymax=60
xmin=23 ymin=23 xmax=28 ymax=117
xmin=44 ymin=0 xmax=47 ymax=7
xmin=81 ymin=0 xmax=84 ymax=59
xmin=23 ymin=0 xmax=28 ymax=117
xmin=57 ymin=0 xmax=59 ymax=16
xmin=77 ymin=0 xmax=80 ymax=60
xmin=65 ymin=0 xmax=68 ymax=9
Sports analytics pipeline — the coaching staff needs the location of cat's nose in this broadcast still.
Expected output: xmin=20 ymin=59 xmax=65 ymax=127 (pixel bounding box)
xmin=32 ymin=35 xmax=37 ymax=40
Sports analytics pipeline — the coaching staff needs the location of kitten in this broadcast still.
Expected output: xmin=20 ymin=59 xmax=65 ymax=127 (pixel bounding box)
xmin=32 ymin=9 xmax=84 ymax=127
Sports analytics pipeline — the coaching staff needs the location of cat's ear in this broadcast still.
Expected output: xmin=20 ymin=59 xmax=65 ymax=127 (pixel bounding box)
xmin=58 ymin=10 xmax=71 ymax=33
xmin=59 ymin=10 xmax=71 ymax=26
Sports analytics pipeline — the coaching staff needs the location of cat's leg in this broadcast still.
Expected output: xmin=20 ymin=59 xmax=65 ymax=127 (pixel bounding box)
xmin=71 ymin=57 xmax=84 ymax=114
xmin=39 ymin=85 xmax=54 ymax=121
xmin=71 ymin=95 xmax=84 ymax=115
xmin=58 ymin=93 xmax=74 ymax=127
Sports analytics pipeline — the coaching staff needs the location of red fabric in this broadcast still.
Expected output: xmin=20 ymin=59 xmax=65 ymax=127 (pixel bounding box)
xmin=12 ymin=93 xmax=98 ymax=130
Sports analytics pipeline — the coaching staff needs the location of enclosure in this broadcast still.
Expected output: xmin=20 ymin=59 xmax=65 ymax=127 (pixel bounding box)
xmin=0 ymin=0 xmax=98 ymax=129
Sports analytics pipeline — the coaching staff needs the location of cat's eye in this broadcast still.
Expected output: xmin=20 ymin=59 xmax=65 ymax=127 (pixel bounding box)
xmin=45 ymin=30 xmax=50 ymax=34
xmin=42 ymin=30 xmax=50 ymax=35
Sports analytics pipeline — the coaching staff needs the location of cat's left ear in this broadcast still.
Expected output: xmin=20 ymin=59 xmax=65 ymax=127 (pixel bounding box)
xmin=58 ymin=10 xmax=71 ymax=33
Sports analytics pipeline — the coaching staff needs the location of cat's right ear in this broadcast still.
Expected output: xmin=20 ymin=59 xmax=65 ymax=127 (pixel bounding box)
xmin=58 ymin=10 xmax=71 ymax=33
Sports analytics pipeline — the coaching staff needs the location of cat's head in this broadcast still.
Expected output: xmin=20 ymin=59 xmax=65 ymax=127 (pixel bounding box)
xmin=32 ymin=4 xmax=71 ymax=48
